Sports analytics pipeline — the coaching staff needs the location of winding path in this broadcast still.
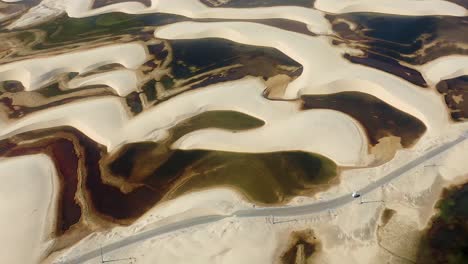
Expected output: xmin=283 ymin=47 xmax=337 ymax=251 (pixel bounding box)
xmin=59 ymin=131 xmax=468 ymax=264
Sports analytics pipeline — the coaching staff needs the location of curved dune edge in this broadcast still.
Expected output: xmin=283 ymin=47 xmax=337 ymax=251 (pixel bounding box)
xmin=314 ymin=0 xmax=467 ymax=16
xmin=4 ymin=0 xmax=466 ymax=32
xmin=64 ymin=0 xmax=331 ymax=34
xmin=155 ymin=21 xmax=449 ymax=135
xmin=67 ymin=69 xmax=139 ymax=97
xmin=0 ymin=154 xmax=58 ymax=264
xmin=417 ymin=55 xmax=468 ymax=85
xmin=0 ymin=42 xmax=148 ymax=92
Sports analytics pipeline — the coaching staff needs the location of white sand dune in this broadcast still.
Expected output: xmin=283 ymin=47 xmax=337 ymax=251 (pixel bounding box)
xmin=0 ymin=2 xmax=467 ymax=264
xmin=64 ymin=0 xmax=468 ymax=20
xmin=314 ymin=0 xmax=467 ymax=16
xmin=155 ymin=21 xmax=449 ymax=135
xmin=0 ymin=96 xmax=130 ymax=149
xmin=0 ymin=42 xmax=148 ymax=92
xmin=0 ymin=154 xmax=58 ymax=264
xmin=65 ymin=0 xmax=331 ymax=34
xmin=0 ymin=77 xmax=369 ymax=166
xmin=6 ymin=0 xmax=466 ymax=32
xmin=0 ymin=21 xmax=456 ymax=166
xmin=5 ymin=0 xmax=465 ymax=36
xmin=173 ymin=109 xmax=367 ymax=166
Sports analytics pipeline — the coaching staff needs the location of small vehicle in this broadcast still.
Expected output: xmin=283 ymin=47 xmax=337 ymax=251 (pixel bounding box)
xmin=351 ymin=192 xmax=361 ymax=198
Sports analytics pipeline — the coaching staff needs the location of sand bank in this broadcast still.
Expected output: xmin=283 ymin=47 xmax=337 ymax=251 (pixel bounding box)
xmin=0 ymin=154 xmax=58 ymax=264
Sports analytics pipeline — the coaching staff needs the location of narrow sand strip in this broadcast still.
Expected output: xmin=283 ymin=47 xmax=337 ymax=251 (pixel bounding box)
xmin=314 ymin=0 xmax=467 ymax=16
xmin=0 ymin=154 xmax=58 ymax=264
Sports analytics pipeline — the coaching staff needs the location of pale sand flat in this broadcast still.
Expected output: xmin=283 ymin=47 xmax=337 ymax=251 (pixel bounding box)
xmin=0 ymin=154 xmax=58 ymax=264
